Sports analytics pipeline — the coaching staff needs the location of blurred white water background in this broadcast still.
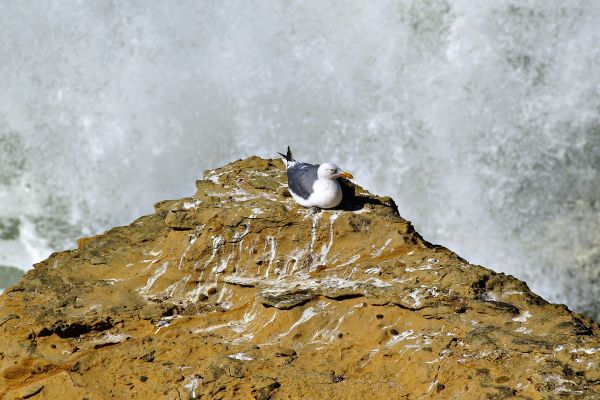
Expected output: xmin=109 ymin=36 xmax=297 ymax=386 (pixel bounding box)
xmin=1 ymin=1 xmax=599 ymax=317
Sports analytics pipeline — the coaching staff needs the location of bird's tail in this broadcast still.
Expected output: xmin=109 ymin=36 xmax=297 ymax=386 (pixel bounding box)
xmin=277 ymin=146 xmax=295 ymax=165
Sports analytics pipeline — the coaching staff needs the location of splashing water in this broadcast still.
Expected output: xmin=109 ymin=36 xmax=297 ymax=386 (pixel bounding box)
xmin=1 ymin=1 xmax=600 ymax=318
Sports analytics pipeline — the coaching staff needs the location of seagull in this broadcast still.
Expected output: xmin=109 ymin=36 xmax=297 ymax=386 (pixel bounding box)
xmin=278 ymin=146 xmax=353 ymax=209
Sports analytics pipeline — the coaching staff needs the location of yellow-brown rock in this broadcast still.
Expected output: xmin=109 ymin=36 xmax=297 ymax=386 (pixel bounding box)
xmin=0 ymin=156 xmax=599 ymax=399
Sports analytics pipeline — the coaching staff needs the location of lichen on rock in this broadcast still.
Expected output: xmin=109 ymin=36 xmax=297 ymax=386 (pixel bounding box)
xmin=0 ymin=156 xmax=598 ymax=399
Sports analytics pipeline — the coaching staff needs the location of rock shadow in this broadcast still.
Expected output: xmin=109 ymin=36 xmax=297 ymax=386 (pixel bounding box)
xmin=335 ymin=179 xmax=399 ymax=213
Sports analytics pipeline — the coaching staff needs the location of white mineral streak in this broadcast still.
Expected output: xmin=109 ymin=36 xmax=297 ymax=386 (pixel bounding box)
xmin=515 ymin=326 xmax=532 ymax=335
xmin=92 ymin=332 xmax=129 ymax=346
xmin=365 ymin=278 xmax=392 ymax=288
xmin=425 ymin=348 xmax=453 ymax=365
xmin=405 ymin=258 xmax=441 ymax=272
xmin=512 ymin=310 xmax=532 ymax=323
xmin=235 ymin=239 xmax=246 ymax=273
xmin=570 ymin=348 xmax=599 ymax=355
xmin=212 ymin=253 xmax=232 ymax=274
xmin=206 ymin=171 xmax=221 ymax=184
xmin=178 ymin=234 xmax=197 ymax=270
xmin=216 ymin=285 xmax=233 ymax=304
xmin=184 ymin=376 xmax=201 ymax=399
xmin=185 ymin=280 xmax=205 ymax=303
xmin=227 ymin=352 xmax=253 ymax=361
xmin=101 ymin=278 xmax=126 ymax=285
xmin=264 ymin=236 xmax=277 ymax=277
xmin=358 ymin=348 xmax=380 ymax=369
xmin=385 ymin=329 xmax=416 ymax=348
xmin=182 ymin=199 xmax=202 ymax=209
xmin=276 ymin=306 xmax=319 ymax=340
xmin=287 ymin=248 xmax=307 ymax=275
xmin=161 ymin=275 xmax=191 ymax=299
xmin=192 ymin=323 xmax=230 ymax=334
xmin=233 ymin=210 xmax=257 ymax=242
xmin=311 ymin=309 xmax=355 ymax=344
xmin=319 ymin=213 xmax=339 ymax=262
xmin=372 ymin=238 xmax=392 ymax=257
xmin=228 ymin=304 xmax=261 ymax=333
xmin=138 ymin=261 xmax=169 ymax=294
xmin=155 ymin=315 xmax=181 ymax=334
xmin=226 ymin=272 xmax=394 ymax=301
xmin=502 ymin=290 xmax=524 ymax=297
xmin=191 ymin=303 xmax=263 ymax=340
xmin=204 ymin=235 xmax=223 ymax=268
xmin=309 ymin=212 xmax=321 ymax=252
xmin=407 ymin=288 xmax=422 ymax=307
xmin=208 ymin=188 xmax=277 ymax=203
xmin=140 ymin=257 xmax=162 ymax=273
xmin=334 ymin=254 xmax=360 ymax=269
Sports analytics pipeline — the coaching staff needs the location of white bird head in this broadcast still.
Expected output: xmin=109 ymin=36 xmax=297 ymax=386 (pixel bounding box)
xmin=317 ymin=163 xmax=354 ymax=180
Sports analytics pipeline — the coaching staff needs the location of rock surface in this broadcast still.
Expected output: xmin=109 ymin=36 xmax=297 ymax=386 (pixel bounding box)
xmin=0 ymin=156 xmax=599 ymax=399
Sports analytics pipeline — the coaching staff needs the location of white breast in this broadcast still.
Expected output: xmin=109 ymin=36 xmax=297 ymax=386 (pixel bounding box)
xmin=304 ymin=179 xmax=343 ymax=209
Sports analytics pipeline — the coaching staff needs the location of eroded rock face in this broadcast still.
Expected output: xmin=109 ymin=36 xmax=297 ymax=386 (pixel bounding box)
xmin=0 ymin=156 xmax=598 ymax=399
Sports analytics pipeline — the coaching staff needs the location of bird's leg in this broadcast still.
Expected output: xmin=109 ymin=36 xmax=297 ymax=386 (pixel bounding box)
xmin=309 ymin=206 xmax=321 ymax=214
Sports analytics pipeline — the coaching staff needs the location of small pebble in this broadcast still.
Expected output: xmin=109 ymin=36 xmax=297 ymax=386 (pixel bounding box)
xmin=140 ymin=351 xmax=155 ymax=362
xmin=330 ymin=371 xmax=345 ymax=383
xmin=139 ymin=376 xmax=148 ymax=382
xmin=376 ymin=314 xmax=384 ymax=319
xmin=207 ymin=287 xmax=218 ymax=295
xmin=71 ymin=362 xmax=81 ymax=372
xmin=390 ymin=328 xmax=399 ymax=336
xmin=337 ymin=333 xmax=344 ymax=338
xmin=275 ymin=348 xmax=297 ymax=357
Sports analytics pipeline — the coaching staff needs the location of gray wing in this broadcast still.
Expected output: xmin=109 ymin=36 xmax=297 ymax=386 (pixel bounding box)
xmin=287 ymin=162 xmax=319 ymax=200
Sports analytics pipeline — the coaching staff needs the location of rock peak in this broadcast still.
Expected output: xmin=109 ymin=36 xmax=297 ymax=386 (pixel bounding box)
xmin=0 ymin=157 xmax=599 ymax=399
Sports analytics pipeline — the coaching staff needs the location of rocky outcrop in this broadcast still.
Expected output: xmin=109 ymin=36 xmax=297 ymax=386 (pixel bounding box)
xmin=0 ymin=156 xmax=598 ymax=399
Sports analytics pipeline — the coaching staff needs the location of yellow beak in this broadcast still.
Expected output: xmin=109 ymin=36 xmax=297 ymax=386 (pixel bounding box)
xmin=339 ymin=171 xmax=354 ymax=179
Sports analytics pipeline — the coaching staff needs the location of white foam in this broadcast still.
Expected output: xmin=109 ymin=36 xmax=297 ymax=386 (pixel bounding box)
xmin=4 ymin=2 xmax=600 ymax=320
